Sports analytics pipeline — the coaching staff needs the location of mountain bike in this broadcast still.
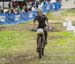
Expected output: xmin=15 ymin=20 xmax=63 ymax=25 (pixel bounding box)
xmin=32 ymin=26 xmax=50 ymax=59
xmin=37 ymin=28 xmax=46 ymax=59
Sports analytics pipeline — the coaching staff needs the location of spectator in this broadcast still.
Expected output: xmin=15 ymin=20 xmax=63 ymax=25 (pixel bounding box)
xmin=31 ymin=5 xmax=36 ymax=11
xmin=35 ymin=0 xmax=40 ymax=8
xmin=6 ymin=7 xmax=16 ymax=14
xmin=15 ymin=5 xmax=21 ymax=13
xmin=45 ymin=0 xmax=51 ymax=2
xmin=21 ymin=5 xmax=25 ymax=12
xmin=12 ymin=2 xmax=18 ymax=8
xmin=22 ymin=5 xmax=29 ymax=12
xmin=27 ymin=1 xmax=32 ymax=9
xmin=8 ymin=2 xmax=13 ymax=8
xmin=0 ymin=6 xmax=4 ymax=13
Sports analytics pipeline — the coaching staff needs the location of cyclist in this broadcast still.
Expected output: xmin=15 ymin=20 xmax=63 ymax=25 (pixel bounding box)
xmin=32 ymin=9 xmax=49 ymax=52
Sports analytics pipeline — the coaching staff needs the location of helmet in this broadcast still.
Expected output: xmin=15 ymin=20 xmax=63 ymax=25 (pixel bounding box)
xmin=36 ymin=9 xmax=43 ymax=15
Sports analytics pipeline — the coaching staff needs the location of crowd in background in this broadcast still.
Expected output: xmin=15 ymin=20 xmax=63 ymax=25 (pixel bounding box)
xmin=0 ymin=0 xmax=62 ymax=14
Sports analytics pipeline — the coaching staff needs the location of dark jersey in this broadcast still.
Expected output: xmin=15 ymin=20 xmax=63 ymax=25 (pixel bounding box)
xmin=34 ymin=15 xmax=48 ymax=28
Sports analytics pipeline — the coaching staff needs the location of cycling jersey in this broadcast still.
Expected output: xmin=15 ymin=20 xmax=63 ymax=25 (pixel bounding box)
xmin=34 ymin=15 xmax=48 ymax=28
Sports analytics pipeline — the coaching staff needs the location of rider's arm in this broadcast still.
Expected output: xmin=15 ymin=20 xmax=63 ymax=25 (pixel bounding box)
xmin=32 ymin=20 xmax=36 ymax=29
xmin=32 ymin=16 xmax=37 ymax=29
xmin=45 ymin=15 xmax=49 ymax=26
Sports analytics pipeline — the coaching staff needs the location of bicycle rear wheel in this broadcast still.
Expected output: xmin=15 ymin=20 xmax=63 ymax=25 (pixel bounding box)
xmin=37 ymin=35 xmax=43 ymax=59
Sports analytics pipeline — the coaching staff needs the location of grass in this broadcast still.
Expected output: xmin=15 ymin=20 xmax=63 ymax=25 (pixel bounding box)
xmin=0 ymin=29 xmax=75 ymax=64
xmin=46 ymin=12 xmax=63 ymax=20
xmin=0 ymin=30 xmax=35 ymax=54
xmin=61 ymin=9 xmax=75 ymax=16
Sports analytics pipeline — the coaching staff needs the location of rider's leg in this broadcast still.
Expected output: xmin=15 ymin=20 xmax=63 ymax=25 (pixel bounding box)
xmin=37 ymin=34 xmax=41 ymax=52
xmin=44 ymin=30 xmax=48 ymax=45
xmin=37 ymin=34 xmax=39 ymax=52
xmin=41 ymin=34 xmax=45 ymax=56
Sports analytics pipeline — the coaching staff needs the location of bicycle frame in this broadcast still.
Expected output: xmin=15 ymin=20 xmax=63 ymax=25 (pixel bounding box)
xmin=37 ymin=31 xmax=45 ymax=58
